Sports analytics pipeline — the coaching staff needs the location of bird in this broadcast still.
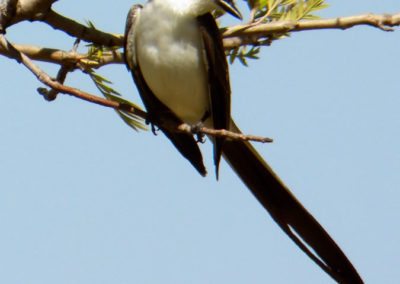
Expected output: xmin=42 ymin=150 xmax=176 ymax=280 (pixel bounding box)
xmin=124 ymin=1 xmax=363 ymax=283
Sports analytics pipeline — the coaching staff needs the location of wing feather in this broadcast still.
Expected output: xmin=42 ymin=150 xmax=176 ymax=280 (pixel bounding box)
xmin=124 ymin=5 xmax=207 ymax=176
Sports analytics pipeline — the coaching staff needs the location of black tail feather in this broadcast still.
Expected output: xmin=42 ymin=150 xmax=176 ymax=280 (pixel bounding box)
xmin=222 ymin=120 xmax=363 ymax=284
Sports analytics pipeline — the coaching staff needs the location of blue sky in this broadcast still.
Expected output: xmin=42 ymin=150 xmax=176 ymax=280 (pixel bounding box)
xmin=0 ymin=1 xmax=399 ymax=283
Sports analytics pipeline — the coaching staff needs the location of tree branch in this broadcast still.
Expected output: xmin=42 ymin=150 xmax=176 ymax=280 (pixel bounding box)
xmin=0 ymin=33 xmax=270 ymax=143
xmin=178 ymin=124 xmax=273 ymax=143
xmin=43 ymin=12 xmax=400 ymax=50
xmin=1 ymin=8 xmax=399 ymax=143
xmin=2 ymin=11 xmax=399 ymax=67
xmin=0 ymin=0 xmax=57 ymax=29
xmin=0 ymin=42 xmax=123 ymax=66
xmin=0 ymin=33 xmax=144 ymax=115
xmin=43 ymin=10 xmax=123 ymax=47
xmin=222 ymin=12 xmax=400 ymax=49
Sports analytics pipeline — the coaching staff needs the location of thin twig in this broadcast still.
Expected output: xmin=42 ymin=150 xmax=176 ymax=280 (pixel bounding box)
xmin=0 ymin=33 xmax=146 ymax=117
xmin=198 ymin=126 xmax=273 ymax=143
xmin=43 ymin=10 xmax=123 ymax=46
xmin=0 ymin=42 xmax=123 ymax=67
xmin=177 ymin=124 xmax=273 ymax=143
xmin=251 ymin=0 xmax=282 ymax=26
xmin=40 ymin=38 xmax=81 ymax=101
xmin=223 ymin=12 xmax=400 ymax=49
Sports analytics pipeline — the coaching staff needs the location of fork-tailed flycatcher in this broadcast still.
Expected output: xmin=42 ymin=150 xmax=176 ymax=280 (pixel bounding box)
xmin=124 ymin=1 xmax=363 ymax=283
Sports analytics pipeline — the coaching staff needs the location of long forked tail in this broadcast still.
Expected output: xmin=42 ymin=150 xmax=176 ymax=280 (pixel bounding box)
xmin=222 ymin=120 xmax=363 ymax=284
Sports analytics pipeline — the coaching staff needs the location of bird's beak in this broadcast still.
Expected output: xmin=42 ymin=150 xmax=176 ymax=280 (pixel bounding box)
xmin=216 ymin=0 xmax=242 ymax=20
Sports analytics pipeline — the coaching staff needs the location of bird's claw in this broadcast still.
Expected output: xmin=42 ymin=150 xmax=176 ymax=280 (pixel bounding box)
xmin=191 ymin=123 xmax=206 ymax=143
xmin=151 ymin=123 xmax=159 ymax=135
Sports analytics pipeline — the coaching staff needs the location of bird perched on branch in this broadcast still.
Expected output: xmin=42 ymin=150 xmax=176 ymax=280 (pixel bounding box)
xmin=124 ymin=1 xmax=363 ymax=283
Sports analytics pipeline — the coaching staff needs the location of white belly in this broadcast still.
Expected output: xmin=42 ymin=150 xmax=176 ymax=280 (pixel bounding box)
xmin=136 ymin=5 xmax=209 ymax=125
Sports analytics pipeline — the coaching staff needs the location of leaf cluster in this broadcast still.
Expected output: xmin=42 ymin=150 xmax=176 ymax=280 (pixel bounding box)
xmin=87 ymin=44 xmax=146 ymax=131
xmin=228 ymin=0 xmax=328 ymax=65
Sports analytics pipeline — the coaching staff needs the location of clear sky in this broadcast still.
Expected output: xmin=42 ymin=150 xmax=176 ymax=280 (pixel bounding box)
xmin=0 ymin=1 xmax=399 ymax=283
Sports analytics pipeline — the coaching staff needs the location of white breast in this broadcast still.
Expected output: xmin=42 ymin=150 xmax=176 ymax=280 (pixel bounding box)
xmin=136 ymin=2 xmax=210 ymax=125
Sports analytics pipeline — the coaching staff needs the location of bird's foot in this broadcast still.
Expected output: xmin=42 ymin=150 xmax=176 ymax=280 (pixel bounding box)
xmin=190 ymin=122 xmax=206 ymax=144
xmin=150 ymin=123 xmax=159 ymax=135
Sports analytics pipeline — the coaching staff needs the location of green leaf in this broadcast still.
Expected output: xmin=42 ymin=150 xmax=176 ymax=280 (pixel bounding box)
xmin=226 ymin=0 xmax=328 ymax=64
xmin=87 ymin=68 xmax=146 ymax=131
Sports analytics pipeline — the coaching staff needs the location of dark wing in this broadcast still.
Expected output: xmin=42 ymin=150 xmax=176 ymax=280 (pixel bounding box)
xmin=197 ymin=13 xmax=231 ymax=178
xmin=124 ymin=5 xmax=206 ymax=176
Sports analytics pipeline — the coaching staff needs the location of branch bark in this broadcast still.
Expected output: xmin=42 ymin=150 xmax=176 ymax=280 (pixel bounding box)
xmin=223 ymin=12 xmax=400 ymax=49
xmin=0 ymin=34 xmax=137 ymax=111
xmin=43 ymin=10 xmax=123 ymax=46
xmin=0 ymin=42 xmax=123 ymax=67
xmin=0 ymin=0 xmax=57 ymax=29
